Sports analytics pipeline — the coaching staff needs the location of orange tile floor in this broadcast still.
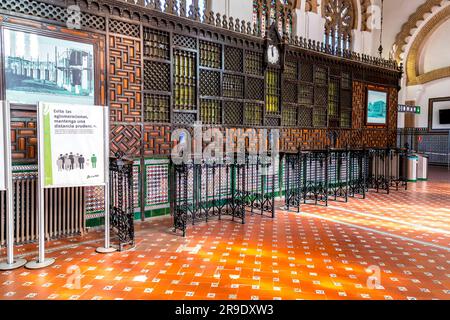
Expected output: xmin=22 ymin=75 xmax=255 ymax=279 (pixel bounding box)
xmin=0 ymin=167 xmax=449 ymax=300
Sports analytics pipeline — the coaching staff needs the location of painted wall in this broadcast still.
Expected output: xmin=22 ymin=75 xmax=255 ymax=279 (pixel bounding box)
xmin=295 ymin=10 xmax=326 ymax=43
xmin=396 ymin=4 xmax=450 ymax=129
xmin=382 ymin=0 xmax=426 ymax=59
xmin=399 ymin=78 xmax=450 ymax=128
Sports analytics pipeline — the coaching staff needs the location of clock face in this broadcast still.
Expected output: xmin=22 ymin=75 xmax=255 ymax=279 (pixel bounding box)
xmin=267 ymin=45 xmax=280 ymax=65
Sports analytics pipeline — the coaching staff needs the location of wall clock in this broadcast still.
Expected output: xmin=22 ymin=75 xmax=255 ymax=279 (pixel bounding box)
xmin=264 ymin=23 xmax=284 ymax=69
xmin=267 ymin=44 xmax=280 ymax=65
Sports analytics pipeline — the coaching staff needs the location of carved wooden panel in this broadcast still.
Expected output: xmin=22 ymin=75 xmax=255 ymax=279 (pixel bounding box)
xmin=350 ymin=81 xmax=398 ymax=148
xmin=388 ymin=87 xmax=399 ymax=147
xmin=224 ymin=101 xmax=243 ymax=126
xmin=280 ymin=129 xmax=328 ymax=152
xmin=350 ymin=130 xmax=363 ymax=148
xmin=362 ymin=130 xmax=388 ymax=148
xmin=0 ymin=0 xmax=106 ymax=31
xmin=143 ymin=125 xmax=171 ymax=156
xmin=0 ymin=0 xmax=402 ymax=158
xmin=109 ymin=35 xmax=142 ymax=122
xmin=11 ymin=119 xmax=37 ymax=161
xmin=352 ymin=81 xmax=365 ymax=129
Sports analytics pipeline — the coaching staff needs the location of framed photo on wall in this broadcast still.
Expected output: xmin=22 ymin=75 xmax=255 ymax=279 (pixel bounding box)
xmin=3 ymin=28 xmax=95 ymax=105
xmin=428 ymin=96 xmax=450 ymax=132
xmin=366 ymin=87 xmax=388 ymax=126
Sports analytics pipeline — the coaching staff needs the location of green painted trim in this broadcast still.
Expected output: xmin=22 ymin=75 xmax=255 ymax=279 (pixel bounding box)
xmin=147 ymin=207 xmax=170 ymax=217
xmin=86 ymin=207 xmax=171 ymax=228
xmin=407 ymin=179 xmax=417 ymax=183
xmin=43 ymin=107 xmax=53 ymax=186
xmin=86 ymin=217 xmax=104 ymax=228
xmin=417 ymin=178 xmax=428 ymax=181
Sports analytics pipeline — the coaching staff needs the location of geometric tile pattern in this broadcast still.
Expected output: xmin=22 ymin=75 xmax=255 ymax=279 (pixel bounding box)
xmin=109 ymin=19 xmax=140 ymax=38
xmin=388 ymin=87 xmax=399 ymax=147
xmin=145 ymin=163 xmax=169 ymax=207
xmin=85 ymin=186 xmax=105 ymax=217
xmin=362 ymin=130 xmax=388 ymax=148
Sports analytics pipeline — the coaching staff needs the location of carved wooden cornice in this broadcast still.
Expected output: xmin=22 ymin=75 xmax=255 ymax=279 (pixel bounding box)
xmin=0 ymin=0 xmax=402 ymax=75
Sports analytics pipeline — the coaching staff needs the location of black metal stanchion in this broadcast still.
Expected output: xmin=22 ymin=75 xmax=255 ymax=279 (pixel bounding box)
xmin=108 ymin=154 xmax=135 ymax=251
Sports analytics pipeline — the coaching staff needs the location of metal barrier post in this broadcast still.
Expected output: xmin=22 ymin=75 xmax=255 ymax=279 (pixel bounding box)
xmin=96 ymin=107 xmax=117 ymax=254
xmin=0 ymin=102 xmax=27 ymax=270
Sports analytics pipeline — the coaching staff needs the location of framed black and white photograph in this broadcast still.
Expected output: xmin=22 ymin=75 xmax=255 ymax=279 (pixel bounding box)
xmin=3 ymin=29 xmax=95 ymax=105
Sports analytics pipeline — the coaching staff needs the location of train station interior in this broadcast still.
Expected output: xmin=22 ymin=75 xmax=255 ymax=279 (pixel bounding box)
xmin=0 ymin=0 xmax=449 ymax=301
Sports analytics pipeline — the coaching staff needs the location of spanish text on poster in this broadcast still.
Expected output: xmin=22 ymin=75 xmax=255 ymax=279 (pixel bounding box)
xmin=39 ymin=102 xmax=105 ymax=188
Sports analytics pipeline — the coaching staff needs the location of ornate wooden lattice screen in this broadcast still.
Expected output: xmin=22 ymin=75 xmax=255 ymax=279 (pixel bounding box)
xmin=0 ymin=0 xmax=401 ymax=159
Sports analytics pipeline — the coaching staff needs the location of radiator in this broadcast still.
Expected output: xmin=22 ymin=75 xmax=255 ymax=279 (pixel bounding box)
xmin=0 ymin=170 xmax=86 ymax=246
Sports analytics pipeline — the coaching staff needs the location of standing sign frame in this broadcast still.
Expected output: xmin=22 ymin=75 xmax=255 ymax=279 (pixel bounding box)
xmin=0 ymin=101 xmax=28 ymax=270
xmin=25 ymin=103 xmax=115 ymax=270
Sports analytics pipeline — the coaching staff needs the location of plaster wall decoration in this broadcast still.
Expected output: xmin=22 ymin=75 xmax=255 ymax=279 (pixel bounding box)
xmin=392 ymin=0 xmax=449 ymax=62
xmin=305 ymin=0 xmax=319 ymax=12
xmin=361 ymin=0 xmax=385 ymax=32
xmin=323 ymin=0 xmax=356 ymax=49
xmin=403 ymin=2 xmax=450 ymax=85
xmin=360 ymin=0 xmax=373 ymax=31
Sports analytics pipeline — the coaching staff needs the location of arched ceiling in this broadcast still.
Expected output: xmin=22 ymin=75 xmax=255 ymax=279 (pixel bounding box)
xmin=382 ymin=0 xmax=428 ymax=59
xmin=405 ymin=3 xmax=450 ymax=85
xmin=388 ymin=0 xmax=449 ymax=62
xmin=419 ymin=17 xmax=450 ymax=74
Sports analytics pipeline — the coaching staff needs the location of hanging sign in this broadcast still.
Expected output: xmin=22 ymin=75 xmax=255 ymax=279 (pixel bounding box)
xmin=398 ymin=104 xmax=421 ymax=114
xmin=38 ymin=102 xmax=106 ymax=188
xmin=0 ymin=102 xmax=6 ymax=191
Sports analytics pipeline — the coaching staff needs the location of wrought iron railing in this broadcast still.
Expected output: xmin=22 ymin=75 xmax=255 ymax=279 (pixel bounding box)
xmin=172 ymin=154 xmax=277 ymax=237
xmin=284 ymin=147 xmax=408 ymax=212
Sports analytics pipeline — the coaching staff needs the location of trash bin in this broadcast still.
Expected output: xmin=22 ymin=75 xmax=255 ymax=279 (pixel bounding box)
xmin=390 ymin=151 xmax=399 ymax=180
xmin=417 ymin=153 xmax=429 ymax=181
xmin=407 ymin=155 xmax=419 ymax=182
